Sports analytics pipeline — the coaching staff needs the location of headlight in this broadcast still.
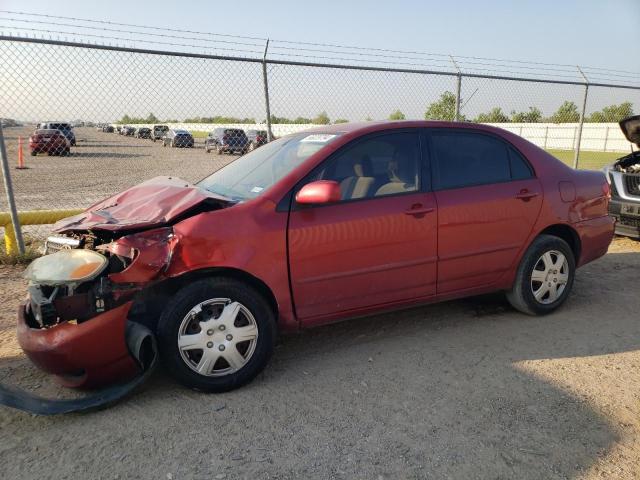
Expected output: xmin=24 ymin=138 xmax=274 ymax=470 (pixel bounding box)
xmin=24 ymin=249 xmax=108 ymax=285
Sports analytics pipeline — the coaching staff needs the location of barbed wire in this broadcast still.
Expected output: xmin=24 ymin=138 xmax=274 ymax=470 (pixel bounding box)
xmin=0 ymin=9 xmax=638 ymax=86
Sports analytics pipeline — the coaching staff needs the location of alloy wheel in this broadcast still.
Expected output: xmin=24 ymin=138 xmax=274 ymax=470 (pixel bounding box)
xmin=177 ymin=298 xmax=259 ymax=377
xmin=530 ymin=250 xmax=569 ymax=304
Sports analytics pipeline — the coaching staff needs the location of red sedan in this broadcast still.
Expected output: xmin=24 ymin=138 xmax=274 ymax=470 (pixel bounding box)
xmin=28 ymin=129 xmax=70 ymax=156
xmin=16 ymin=121 xmax=614 ymax=397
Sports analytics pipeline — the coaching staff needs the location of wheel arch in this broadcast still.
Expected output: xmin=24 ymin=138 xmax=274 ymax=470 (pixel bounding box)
xmin=129 ymin=267 xmax=279 ymax=331
xmin=537 ymin=223 xmax=581 ymax=263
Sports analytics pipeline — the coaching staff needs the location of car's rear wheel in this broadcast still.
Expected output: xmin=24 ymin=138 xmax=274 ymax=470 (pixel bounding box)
xmin=157 ymin=278 xmax=276 ymax=392
xmin=216 ymin=145 xmax=223 ymax=155
xmin=30 ymin=150 xmax=37 ymax=156
xmin=506 ymin=234 xmax=575 ymax=315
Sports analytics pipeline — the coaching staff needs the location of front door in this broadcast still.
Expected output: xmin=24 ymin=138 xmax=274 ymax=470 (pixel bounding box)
xmin=288 ymin=131 xmax=438 ymax=322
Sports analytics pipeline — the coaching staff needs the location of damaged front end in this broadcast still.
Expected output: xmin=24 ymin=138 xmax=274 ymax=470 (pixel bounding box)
xmin=2 ymin=227 xmax=176 ymax=414
xmin=1 ymin=176 xmax=232 ymax=414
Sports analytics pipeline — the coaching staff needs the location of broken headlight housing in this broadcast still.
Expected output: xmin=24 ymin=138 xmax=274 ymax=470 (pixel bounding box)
xmin=24 ymin=249 xmax=108 ymax=286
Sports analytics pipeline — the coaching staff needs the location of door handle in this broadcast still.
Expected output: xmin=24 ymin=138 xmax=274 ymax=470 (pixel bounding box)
xmin=515 ymin=190 xmax=539 ymax=201
xmin=404 ymin=205 xmax=435 ymax=216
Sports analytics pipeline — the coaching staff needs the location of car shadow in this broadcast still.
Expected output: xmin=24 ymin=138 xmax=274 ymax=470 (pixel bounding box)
xmin=65 ymin=152 xmax=152 ymax=159
xmin=76 ymin=143 xmax=155 ymax=148
xmin=0 ymin=251 xmax=637 ymax=478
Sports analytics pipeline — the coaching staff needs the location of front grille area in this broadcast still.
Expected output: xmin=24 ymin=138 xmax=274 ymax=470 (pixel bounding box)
xmin=620 ymin=216 xmax=640 ymax=228
xmin=624 ymin=174 xmax=640 ymax=196
xmin=44 ymin=235 xmax=80 ymax=254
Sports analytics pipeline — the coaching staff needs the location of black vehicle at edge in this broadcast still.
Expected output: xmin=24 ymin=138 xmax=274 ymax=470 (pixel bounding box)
xmin=604 ymin=115 xmax=640 ymax=238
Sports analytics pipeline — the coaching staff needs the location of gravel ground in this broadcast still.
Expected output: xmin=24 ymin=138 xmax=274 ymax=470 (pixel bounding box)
xmin=0 ymin=125 xmax=235 ymax=212
xmin=0 ymin=237 xmax=638 ymax=479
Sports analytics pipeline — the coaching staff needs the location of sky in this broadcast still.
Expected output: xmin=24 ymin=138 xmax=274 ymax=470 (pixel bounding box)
xmin=2 ymin=0 xmax=638 ymax=72
xmin=0 ymin=0 xmax=639 ymax=122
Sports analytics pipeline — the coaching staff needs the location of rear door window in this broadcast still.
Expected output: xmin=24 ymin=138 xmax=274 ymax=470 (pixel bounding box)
xmin=430 ymin=131 xmax=518 ymax=190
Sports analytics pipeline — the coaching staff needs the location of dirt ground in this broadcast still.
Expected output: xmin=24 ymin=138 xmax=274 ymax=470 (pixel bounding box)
xmin=0 ymin=237 xmax=638 ymax=479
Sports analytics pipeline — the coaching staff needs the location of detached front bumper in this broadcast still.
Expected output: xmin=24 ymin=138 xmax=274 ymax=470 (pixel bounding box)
xmin=17 ymin=301 xmax=140 ymax=388
xmin=609 ymin=197 xmax=640 ymax=238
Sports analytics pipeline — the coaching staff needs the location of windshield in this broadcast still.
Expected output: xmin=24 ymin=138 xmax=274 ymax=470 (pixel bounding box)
xmin=198 ymin=132 xmax=341 ymax=201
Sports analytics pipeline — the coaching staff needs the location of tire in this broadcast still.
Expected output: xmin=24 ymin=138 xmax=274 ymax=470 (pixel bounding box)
xmin=157 ymin=277 xmax=277 ymax=392
xmin=30 ymin=150 xmax=37 ymax=156
xmin=506 ymin=234 xmax=575 ymax=316
xmin=216 ymin=145 xmax=223 ymax=155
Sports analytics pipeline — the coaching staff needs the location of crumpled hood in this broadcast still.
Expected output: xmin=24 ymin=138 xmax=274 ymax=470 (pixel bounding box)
xmin=53 ymin=176 xmax=229 ymax=232
xmin=619 ymin=115 xmax=640 ymax=147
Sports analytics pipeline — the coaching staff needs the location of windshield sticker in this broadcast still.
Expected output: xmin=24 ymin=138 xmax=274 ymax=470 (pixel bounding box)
xmin=250 ymin=186 xmax=264 ymax=193
xmin=300 ymin=134 xmax=336 ymax=143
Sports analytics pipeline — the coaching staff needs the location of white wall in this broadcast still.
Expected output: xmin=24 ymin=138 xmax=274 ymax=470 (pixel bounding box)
xmin=120 ymin=122 xmax=634 ymax=153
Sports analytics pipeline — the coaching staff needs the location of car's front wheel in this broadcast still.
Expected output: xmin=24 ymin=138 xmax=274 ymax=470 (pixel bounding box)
xmin=506 ymin=234 xmax=575 ymax=315
xmin=157 ymin=278 xmax=276 ymax=392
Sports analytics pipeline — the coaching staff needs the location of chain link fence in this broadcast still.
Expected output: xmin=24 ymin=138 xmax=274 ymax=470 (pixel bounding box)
xmin=1 ymin=34 xmax=639 ymax=251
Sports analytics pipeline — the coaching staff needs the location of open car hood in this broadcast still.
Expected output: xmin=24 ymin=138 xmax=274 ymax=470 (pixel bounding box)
xmin=54 ymin=176 xmax=230 ymax=232
xmin=619 ymin=115 xmax=640 ymax=148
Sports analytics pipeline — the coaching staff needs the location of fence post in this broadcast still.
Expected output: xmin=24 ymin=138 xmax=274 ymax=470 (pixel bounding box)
xmin=0 ymin=121 xmax=25 ymax=255
xmin=262 ymin=39 xmax=273 ymax=141
xmin=449 ymin=55 xmax=462 ymax=121
xmin=573 ymin=66 xmax=589 ymax=169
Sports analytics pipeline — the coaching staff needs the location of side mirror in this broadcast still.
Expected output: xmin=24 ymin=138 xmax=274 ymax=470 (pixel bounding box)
xmin=295 ymin=180 xmax=342 ymax=205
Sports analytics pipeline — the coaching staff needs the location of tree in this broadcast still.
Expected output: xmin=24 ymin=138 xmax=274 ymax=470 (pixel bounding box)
xmin=474 ymin=107 xmax=509 ymax=123
xmin=588 ymin=102 xmax=633 ymax=123
xmin=549 ymin=101 xmax=580 ymax=123
xmin=313 ymin=111 xmax=330 ymax=125
xmin=334 ymin=118 xmax=349 ymax=124
xmin=424 ymin=91 xmax=464 ymax=121
xmin=510 ymin=107 xmax=542 ymax=123
xmin=389 ymin=110 xmax=406 ymax=120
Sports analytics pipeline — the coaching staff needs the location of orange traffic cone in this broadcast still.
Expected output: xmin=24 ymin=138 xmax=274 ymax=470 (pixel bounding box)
xmin=16 ymin=136 xmax=27 ymax=169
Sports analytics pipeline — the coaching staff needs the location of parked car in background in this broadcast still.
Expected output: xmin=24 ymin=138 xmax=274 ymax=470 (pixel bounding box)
xmin=116 ymin=126 xmax=123 ymax=134
xmin=604 ymin=115 xmax=640 ymax=239
xmin=29 ymin=129 xmax=70 ymax=156
xmin=122 ymin=126 xmax=136 ymax=136
xmin=136 ymin=127 xmax=152 ymax=139
xmin=152 ymin=125 xmax=170 ymax=142
xmin=162 ymin=129 xmax=194 ymax=148
xmin=204 ymin=128 xmax=249 ymax=154
xmin=17 ymin=121 xmax=613 ymax=397
xmin=37 ymin=122 xmax=75 ymax=146
xmin=245 ymin=129 xmax=270 ymax=151
xmin=135 ymin=127 xmax=149 ymax=138
xmin=102 ymin=125 xmax=115 ymax=133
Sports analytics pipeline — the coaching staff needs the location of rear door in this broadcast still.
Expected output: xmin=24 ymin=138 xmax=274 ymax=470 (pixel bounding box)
xmin=429 ymin=129 xmax=542 ymax=293
xmin=288 ymin=130 xmax=438 ymax=323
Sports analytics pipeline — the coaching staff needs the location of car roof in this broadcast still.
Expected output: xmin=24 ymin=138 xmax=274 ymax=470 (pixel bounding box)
xmin=299 ymin=120 xmax=520 ymax=138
